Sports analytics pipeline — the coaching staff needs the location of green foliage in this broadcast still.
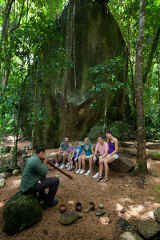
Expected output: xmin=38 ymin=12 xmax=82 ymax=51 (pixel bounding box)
xmin=0 ymin=0 xmax=159 ymax=149
xmin=88 ymin=56 xmax=124 ymax=95
xmin=110 ymin=121 xmax=135 ymax=140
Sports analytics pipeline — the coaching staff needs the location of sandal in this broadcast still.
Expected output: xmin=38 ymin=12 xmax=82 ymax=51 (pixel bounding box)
xmin=101 ymin=177 xmax=109 ymax=183
xmin=97 ymin=176 xmax=103 ymax=182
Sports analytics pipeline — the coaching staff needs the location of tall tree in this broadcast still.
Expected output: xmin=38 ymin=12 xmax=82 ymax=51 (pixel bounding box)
xmin=135 ymin=0 xmax=147 ymax=173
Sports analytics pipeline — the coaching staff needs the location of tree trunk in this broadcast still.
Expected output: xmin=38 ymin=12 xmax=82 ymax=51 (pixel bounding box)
xmin=135 ymin=0 xmax=147 ymax=173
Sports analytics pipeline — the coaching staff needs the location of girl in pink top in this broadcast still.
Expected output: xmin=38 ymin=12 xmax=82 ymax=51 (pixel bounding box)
xmin=92 ymin=137 xmax=108 ymax=179
xmin=94 ymin=140 xmax=108 ymax=156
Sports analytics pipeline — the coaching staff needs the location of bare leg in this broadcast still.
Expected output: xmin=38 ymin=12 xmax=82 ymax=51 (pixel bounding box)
xmin=104 ymin=156 xmax=116 ymax=178
xmin=82 ymin=156 xmax=86 ymax=170
xmin=75 ymin=161 xmax=78 ymax=170
xmin=56 ymin=153 xmax=59 ymax=163
xmin=89 ymin=157 xmax=94 ymax=174
xmin=62 ymin=152 xmax=68 ymax=165
xmin=78 ymin=156 xmax=82 ymax=169
xmin=99 ymin=157 xmax=104 ymax=177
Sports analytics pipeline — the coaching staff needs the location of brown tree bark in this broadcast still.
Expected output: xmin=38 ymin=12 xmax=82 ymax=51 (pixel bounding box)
xmin=135 ymin=0 xmax=147 ymax=173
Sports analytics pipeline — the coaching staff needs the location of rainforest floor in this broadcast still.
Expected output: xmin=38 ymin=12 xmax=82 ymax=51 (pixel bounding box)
xmin=1 ymin=141 xmax=160 ymax=240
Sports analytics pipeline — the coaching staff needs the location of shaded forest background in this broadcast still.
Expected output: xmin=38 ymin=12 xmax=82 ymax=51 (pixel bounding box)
xmin=0 ymin=0 xmax=160 ymax=169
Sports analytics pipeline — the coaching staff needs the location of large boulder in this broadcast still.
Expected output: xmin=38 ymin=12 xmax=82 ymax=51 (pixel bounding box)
xmin=3 ymin=192 xmax=43 ymax=235
xmin=119 ymin=232 xmax=143 ymax=240
xmin=137 ymin=220 xmax=160 ymax=239
xmin=110 ymin=155 xmax=136 ymax=173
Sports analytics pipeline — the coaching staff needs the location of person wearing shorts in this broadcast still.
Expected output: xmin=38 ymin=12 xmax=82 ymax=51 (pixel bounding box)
xmin=71 ymin=142 xmax=82 ymax=173
xmin=55 ymin=137 xmax=69 ymax=169
xmin=76 ymin=137 xmax=94 ymax=175
xmin=92 ymin=137 xmax=108 ymax=179
xmin=98 ymin=131 xmax=119 ymax=182
xmin=66 ymin=142 xmax=74 ymax=171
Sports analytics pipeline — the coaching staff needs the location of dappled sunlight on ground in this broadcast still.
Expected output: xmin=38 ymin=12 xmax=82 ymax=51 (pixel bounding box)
xmin=119 ymin=197 xmax=133 ymax=204
xmin=115 ymin=200 xmax=160 ymax=221
xmin=0 ymin=202 xmax=4 ymax=208
xmin=10 ymin=179 xmax=21 ymax=189
xmin=1 ymin=155 xmax=160 ymax=240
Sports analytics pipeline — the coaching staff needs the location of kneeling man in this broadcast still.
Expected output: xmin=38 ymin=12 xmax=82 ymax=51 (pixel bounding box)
xmin=20 ymin=147 xmax=59 ymax=209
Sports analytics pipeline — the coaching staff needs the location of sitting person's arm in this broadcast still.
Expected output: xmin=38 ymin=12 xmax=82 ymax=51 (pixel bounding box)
xmin=32 ymin=159 xmax=48 ymax=178
xmin=102 ymin=143 xmax=108 ymax=158
xmin=93 ymin=143 xmax=98 ymax=160
xmin=91 ymin=145 xmax=94 ymax=154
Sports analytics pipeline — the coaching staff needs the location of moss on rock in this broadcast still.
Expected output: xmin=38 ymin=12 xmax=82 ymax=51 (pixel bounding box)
xmin=3 ymin=191 xmax=43 ymax=235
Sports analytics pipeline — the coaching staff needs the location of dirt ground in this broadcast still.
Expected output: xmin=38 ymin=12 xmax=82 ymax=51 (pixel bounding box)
xmin=1 ymin=139 xmax=160 ymax=240
xmin=1 ymin=159 xmax=160 ymax=240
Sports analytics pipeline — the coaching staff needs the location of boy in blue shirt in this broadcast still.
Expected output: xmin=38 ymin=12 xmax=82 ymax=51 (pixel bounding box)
xmin=72 ymin=141 xmax=82 ymax=172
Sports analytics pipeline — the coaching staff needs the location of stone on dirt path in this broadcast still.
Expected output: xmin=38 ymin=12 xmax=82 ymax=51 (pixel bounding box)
xmin=95 ymin=210 xmax=106 ymax=217
xmin=0 ymin=172 xmax=8 ymax=179
xmin=0 ymin=178 xmax=5 ymax=188
xmin=137 ymin=220 xmax=160 ymax=239
xmin=12 ymin=169 xmax=20 ymax=176
xmin=119 ymin=232 xmax=143 ymax=240
xmin=59 ymin=211 xmax=81 ymax=225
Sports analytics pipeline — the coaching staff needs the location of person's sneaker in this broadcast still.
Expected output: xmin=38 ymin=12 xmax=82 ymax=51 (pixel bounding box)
xmin=55 ymin=162 xmax=59 ymax=167
xmin=93 ymin=172 xmax=99 ymax=179
xmin=60 ymin=164 xmax=65 ymax=169
xmin=65 ymin=163 xmax=69 ymax=168
xmin=66 ymin=165 xmax=71 ymax=170
xmin=76 ymin=169 xmax=81 ymax=174
xmin=79 ymin=169 xmax=85 ymax=175
xmin=84 ymin=170 xmax=91 ymax=176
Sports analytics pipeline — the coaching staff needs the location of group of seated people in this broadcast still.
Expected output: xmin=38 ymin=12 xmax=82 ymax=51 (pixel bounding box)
xmin=55 ymin=132 xmax=119 ymax=182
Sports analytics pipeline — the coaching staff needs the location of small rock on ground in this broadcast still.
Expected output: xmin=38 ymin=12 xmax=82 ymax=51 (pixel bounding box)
xmin=0 ymin=172 xmax=8 ymax=179
xmin=59 ymin=212 xmax=80 ymax=225
xmin=12 ymin=169 xmax=20 ymax=176
xmin=0 ymin=178 xmax=5 ymax=188
xmin=154 ymin=208 xmax=160 ymax=223
xmin=119 ymin=232 xmax=143 ymax=240
xmin=137 ymin=220 xmax=160 ymax=239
